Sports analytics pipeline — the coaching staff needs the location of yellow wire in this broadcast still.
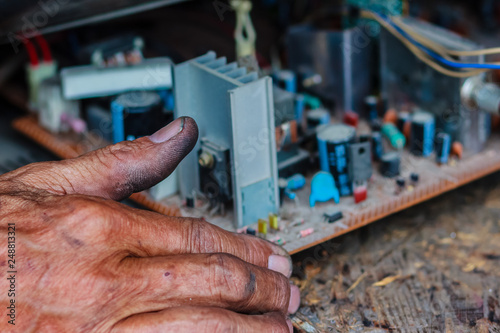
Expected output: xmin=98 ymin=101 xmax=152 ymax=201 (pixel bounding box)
xmin=391 ymin=16 xmax=500 ymax=58
xmin=361 ymin=11 xmax=487 ymax=78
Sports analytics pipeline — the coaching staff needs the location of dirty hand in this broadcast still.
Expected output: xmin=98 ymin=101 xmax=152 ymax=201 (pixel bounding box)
xmin=0 ymin=117 xmax=299 ymax=332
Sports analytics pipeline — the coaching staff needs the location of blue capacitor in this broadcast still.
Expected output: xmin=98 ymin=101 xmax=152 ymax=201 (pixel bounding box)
xmin=435 ymin=132 xmax=451 ymax=164
xmin=410 ymin=112 xmax=435 ymax=157
xmin=273 ymin=70 xmax=297 ymax=93
xmin=317 ymin=124 xmax=356 ymax=196
xmin=371 ymin=131 xmax=384 ymax=161
xmin=294 ymin=94 xmax=305 ymax=125
xmin=309 ymin=172 xmax=340 ymax=207
xmin=307 ymin=108 xmax=330 ymax=129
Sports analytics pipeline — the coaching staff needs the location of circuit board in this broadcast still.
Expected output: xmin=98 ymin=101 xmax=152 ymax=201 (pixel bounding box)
xmin=13 ymin=115 xmax=500 ymax=254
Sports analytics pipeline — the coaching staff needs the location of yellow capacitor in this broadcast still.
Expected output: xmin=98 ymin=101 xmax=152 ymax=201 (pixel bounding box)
xmin=269 ymin=213 xmax=278 ymax=230
xmin=258 ymin=219 xmax=267 ymax=234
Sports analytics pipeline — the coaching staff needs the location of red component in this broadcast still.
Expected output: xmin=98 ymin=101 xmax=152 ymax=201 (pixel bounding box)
xmin=24 ymin=39 xmax=39 ymax=67
xmin=35 ymin=34 xmax=53 ymax=63
xmin=353 ymin=186 xmax=367 ymax=204
xmin=343 ymin=111 xmax=359 ymax=128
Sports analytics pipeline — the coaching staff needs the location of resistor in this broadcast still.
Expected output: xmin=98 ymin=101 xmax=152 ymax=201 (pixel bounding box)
xmin=299 ymin=228 xmax=314 ymax=238
xmin=381 ymin=123 xmax=406 ymax=149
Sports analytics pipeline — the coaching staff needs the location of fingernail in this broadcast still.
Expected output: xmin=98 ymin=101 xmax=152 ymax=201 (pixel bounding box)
xmin=288 ymin=284 xmax=300 ymax=314
xmin=150 ymin=117 xmax=184 ymax=143
xmin=286 ymin=319 xmax=293 ymax=333
xmin=268 ymin=255 xmax=292 ymax=277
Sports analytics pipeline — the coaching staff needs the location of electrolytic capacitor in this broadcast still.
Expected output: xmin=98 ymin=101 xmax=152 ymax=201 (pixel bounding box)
xmin=371 ymin=132 xmax=384 ymax=161
xmin=397 ymin=111 xmax=410 ymax=132
xmin=365 ymin=95 xmax=378 ymax=121
xmin=273 ymin=69 xmax=297 ymax=93
xmin=380 ymin=152 xmax=400 ymax=178
xmin=435 ymin=132 xmax=451 ymax=164
xmin=307 ymin=108 xmax=330 ymax=129
xmin=410 ymin=112 xmax=435 ymax=157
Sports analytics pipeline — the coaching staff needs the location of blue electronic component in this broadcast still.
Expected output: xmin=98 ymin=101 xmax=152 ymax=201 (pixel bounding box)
xmin=294 ymin=94 xmax=305 ymax=125
xmin=287 ymin=174 xmax=306 ymax=191
xmin=273 ymin=69 xmax=297 ymax=93
xmin=309 ymin=172 xmax=340 ymax=207
xmin=410 ymin=112 xmax=435 ymax=157
xmin=371 ymin=131 xmax=384 ymax=161
xmin=111 ymin=91 xmax=164 ymax=143
xmin=306 ymin=108 xmax=330 ymax=129
xmin=317 ymin=124 xmax=356 ymax=196
xmin=435 ymin=132 xmax=451 ymax=164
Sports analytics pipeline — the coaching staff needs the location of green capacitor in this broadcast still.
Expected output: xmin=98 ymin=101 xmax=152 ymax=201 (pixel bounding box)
xmin=381 ymin=123 xmax=406 ymax=149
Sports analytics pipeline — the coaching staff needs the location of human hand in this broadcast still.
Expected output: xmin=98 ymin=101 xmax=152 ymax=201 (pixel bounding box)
xmin=0 ymin=117 xmax=299 ymax=332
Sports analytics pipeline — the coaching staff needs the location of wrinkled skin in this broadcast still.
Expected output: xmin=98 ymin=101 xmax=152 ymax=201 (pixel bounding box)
xmin=0 ymin=117 xmax=299 ymax=332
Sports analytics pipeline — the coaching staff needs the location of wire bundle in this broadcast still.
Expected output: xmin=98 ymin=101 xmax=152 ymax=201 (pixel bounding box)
xmin=361 ymin=10 xmax=500 ymax=78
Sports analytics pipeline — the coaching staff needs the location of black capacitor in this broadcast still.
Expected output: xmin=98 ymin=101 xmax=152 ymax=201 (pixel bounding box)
xmin=371 ymin=132 xmax=384 ymax=161
xmin=278 ymin=178 xmax=288 ymax=206
xmin=186 ymin=197 xmax=195 ymax=208
xmin=397 ymin=111 xmax=410 ymax=132
xmin=246 ymin=228 xmax=256 ymax=236
xmin=380 ymin=152 xmax=400 ymax=178
xmin=371 ymin=118 xmax=383 ymax=132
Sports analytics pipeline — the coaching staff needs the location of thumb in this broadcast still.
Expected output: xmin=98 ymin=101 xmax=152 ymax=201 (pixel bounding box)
xmin=14 ymin=117 xmax=198 ymax=200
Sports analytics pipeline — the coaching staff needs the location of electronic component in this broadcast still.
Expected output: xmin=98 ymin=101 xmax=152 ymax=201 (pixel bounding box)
xmin=451 ymin=141 xmax=464 ymax=159
xmin=343 ymin=111 xmax=359 ymax=128
xmin=273 ymin=69 xmax=297 ymax=93
xmin=410 ymin=173 xmax=419 ymax=186
xmin=273 ymin=86 xmax=296 ymax=126
xmin=435 ymin=132 xmax=451 ymax=165
xmin=198 ymin=140 xmax=232 ymax=204
xmin=317 ymin=124 xmax=356 ymax=196
xmin=410 ymin=111 xmax=435 ymax=157
xmin=246 ymin=228 xmax=256 ymax=236
xmin=111 ymin=91 xmax=164 ymax=143
xmin=37 ymin=76 xmax=81 ymax=133
xmin=258 ymin=219 xmax=268 ymax=235
xmin=381 ymin=17 xmax=491 ymax=153
xmin=61 ymin=57 xmax=173 ymax=100
xmin=381 ymin=122 xmax=406 ymax=149
xmin=380 ymin=152 xmax=401 ymax=178
xmin=348 ymin=141 xmax=372 ymax=183
xmin=275 ymin=120 xmax=298 ymax=151
xmin=383 ymin=109 xmax=398 ymax=124
xmin=286 ymin=174 xmax=306 ymax=191
xmin=309 ymin=172 xmax=340 ymax=207
xmin=397 ymin=111 xmax=410 ymax=132
xmin=365 ymin=95 xmax=379 ymax=121
xmin=353 ymin=183 xmax=368 ymax=203
xmin=174 ymin=51 xmax=278 ymax=228
xmin=395 ymin=177 xmax=406 ymax=195
xmin=299 ymin=228 xmax=314 ymax=238
xmin=287 ymin=23 xmax=375 ymax=113
xmin=371 ymin=131 xmax=384 ymax=161
xmin=269 ymin=213 xmax=279 ymax=230
xmin=306 ymin=108 xmax=330 ymax=129
xmin=323 ymin=211 xmax=343 ymax=223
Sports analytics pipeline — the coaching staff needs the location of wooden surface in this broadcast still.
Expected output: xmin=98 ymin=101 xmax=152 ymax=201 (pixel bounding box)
xmin=291 ymin=172 xmax=500 ymax=332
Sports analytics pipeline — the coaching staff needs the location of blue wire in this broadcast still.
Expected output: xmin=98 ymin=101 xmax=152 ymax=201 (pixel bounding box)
xmin=375 ymin=12 xmax=500 ymax=70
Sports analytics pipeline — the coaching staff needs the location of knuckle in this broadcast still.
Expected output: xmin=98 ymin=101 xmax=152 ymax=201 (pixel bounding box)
xmin=207 ymin=253 xmax=254 ymax=305
xmin=184 ymin=218 xmax=217 ymax=253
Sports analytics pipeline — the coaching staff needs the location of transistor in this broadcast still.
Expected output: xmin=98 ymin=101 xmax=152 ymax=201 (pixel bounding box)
xmin=410 ymin=173 xmax=419 ymax=186
xmin=395 ymin=177 xmax=406 ymax=195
